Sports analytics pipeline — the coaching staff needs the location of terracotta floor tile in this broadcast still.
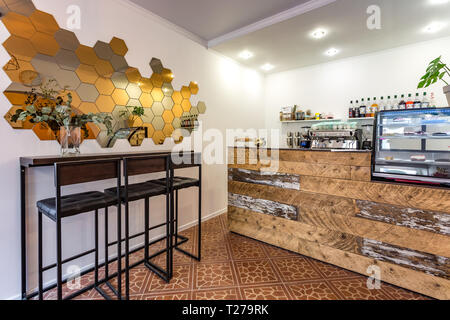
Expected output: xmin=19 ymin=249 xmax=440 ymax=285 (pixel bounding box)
xmin=263 ymin=244 xmax=297 ymax=258
xmin=287 ymin=282 xmax=340 ymax=300
xmin=235 ymin=260 xmax=280 ymax=285
xmin=193 ymin=288 xmax=241 ymax=300
xmin=141 ymin=292 xmax=192 ymax=300
xmin=194 ymin=262 xmax=237 ymax=289
xmin=201 ymin=241 xmax=230 ymax=262
xmin=229 ymin=235 xmax=267 ymax=260
xmin=311 ymin=260 xmax=360 ymax=279
xmin=272 ymin=257 xmax=322 ymax=282
xmin=146 ymin=264 xmax=192 ymax=292
xmin=330 ymin=278 xmax=391 ymax=300
xmin=382 ymin=284 xmax=432 ymax=300
xmin=241 ymin=285 xmax=290 ymax=300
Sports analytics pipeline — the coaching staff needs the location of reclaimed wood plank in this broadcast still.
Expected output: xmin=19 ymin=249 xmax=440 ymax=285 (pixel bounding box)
xmin=228 ymin=194 xmax=298 ymax=220
xmin=351 ymin=166 xmax=372 ymax=182
xmin=228 ymin=214 xmax=450 ymax=300
xmin=356 ymin=200 xmax=450 ymax=236
xmin=300 ymin=176 xmax=450 ymax=214
xmin=228 ymin=168 xmax=300 ymax=190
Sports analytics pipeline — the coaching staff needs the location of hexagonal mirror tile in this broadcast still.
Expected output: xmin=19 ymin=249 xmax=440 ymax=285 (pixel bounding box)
xmin=54 ymin=29 xmax=80 ymax=51
xmin=197 ymin=101 xmax=207 ymax=114
xmin=4 ymin=0 xmax=36 ymax=17
xmin=3 ymin=35 xmax=37 ymax=61
xmin=162 ymin=82 xmax=174 ymax=96
xmin=29 ymin=10 xmax=59 ymax=35
xmin=152 ymin=130 xmax=166 ymax=145
xmin=30 ymin=32 xmax=59 ymax=56
xmin=162 ymin=96 xmax=174 ymax=110
xmin=75 ymin=45 xmax=99 ymax=66
xmin=2 ymin=12 xmax=36 ymax=39
xmin=110 ymin=54 xmax=128 ymax=72
xmin=75 ymin=64 xmax=99 ymax=84
xmin=93 ymin=41 xmax=113 ymax=60
xmin=139 ymin=92 xmax=153 ymax=108
xmin=55 ymin=49 xmax=80 ymax=71
xmin=77 ymin=83 xmax=99 ymax=103
xmin=111 ymin=72 xmax=128 ymax=89
xmin=126 ymin=83 xmax=142 ymax=100
xmin=109 ymin=37 xmax=128 ymax=56
xmin=150 ymin=58 xmax=163 ymax=74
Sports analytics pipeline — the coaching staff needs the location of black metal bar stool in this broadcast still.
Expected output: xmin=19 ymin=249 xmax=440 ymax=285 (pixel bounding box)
xmin=36 ymin=159 xmax=122 ymax=300
xmin=150 ymin=153 xmax=202 ymax=265
xmin=104 ymin=154 xmax=173 ymax=299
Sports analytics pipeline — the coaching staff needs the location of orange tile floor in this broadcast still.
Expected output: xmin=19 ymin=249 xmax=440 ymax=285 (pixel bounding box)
xmin=39 ymin=213 xmax=430 ymax=300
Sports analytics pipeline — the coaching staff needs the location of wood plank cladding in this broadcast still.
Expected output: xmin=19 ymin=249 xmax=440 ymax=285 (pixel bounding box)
xmin=228 ymin=147 xmax=450 ymax=299
xmin=228 ymin=193 xmax=298 ymax=221
xmin=228 ymin=209 xmax=450 ymax=300
xmin=228 ymin=168 xmax=300 ymax=190
xmin=356 ymin=200 xmax=450 ymax=236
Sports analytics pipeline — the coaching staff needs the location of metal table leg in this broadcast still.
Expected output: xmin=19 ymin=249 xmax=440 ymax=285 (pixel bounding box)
xmin=20 ymin=165 xmax=27 ymax=300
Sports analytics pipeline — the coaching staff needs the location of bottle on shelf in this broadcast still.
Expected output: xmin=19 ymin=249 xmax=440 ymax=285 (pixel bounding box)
xmin=354 ymin=100 xmax=360 ymax=118
xmin=413 ymin=93 xmax=421 ymax=109
xmin=392 ymin=95 xmax=399 ymax=110
xmin=386 ymin=96 xmax=392 ymax=111
xmin=406 ymin=94 xmax=414 ymax=109
xmin=359 ymin=99 xmax=366 ymax=118
xmin=421 ymin=92 xmax=430 ymax=108
xmin=379 ymin=96 xmax=385 ymax=112
xmin=398 ymin=94 xmax=406 ymax=110
xmin=366 ymin=98 xmax=371 ymax=117
xmin=430 ymin=92 xmax=437 ymax=108
xmin=349 ymin=101 xmax=354 ymax=118
xmin=371 ymin=97 xmax=378 ymax=116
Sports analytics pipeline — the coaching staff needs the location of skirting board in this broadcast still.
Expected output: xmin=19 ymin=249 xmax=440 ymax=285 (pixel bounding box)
xmin=8 ymin=207 xmax=227 ymax=300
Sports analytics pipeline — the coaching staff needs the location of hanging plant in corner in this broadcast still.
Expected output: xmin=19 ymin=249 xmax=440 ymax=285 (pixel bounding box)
xmin=10 ymin=79 xmax=114 ymax=156
xmin=418 ymin=56 xmax=450 ymax=106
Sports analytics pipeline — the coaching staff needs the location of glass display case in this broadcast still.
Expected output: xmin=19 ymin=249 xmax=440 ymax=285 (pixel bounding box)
xmin=373 ymin=108 xmax=450 ymax=187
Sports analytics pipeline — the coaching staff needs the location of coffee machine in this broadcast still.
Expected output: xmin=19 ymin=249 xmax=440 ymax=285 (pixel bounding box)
xmin=310 ymin=129 xmax=363 ymax=150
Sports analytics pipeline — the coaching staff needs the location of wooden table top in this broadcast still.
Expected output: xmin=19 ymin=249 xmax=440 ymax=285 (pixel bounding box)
xmin=20 ymin=150 xmax=200 ymax=168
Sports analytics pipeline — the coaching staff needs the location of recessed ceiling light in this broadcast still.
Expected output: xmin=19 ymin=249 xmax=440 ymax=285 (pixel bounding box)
xmin=423 ymin=22 xmax=445 ymax=33
xmin=261 ymin=64 xmax=274 ymax=71
xmin=325 ymin=48 xmax=339 ymax=56
xmin=311 ymin=28 xmax=327 ymax=39
xmin=239 ymin=50 xmax=254 ymax=60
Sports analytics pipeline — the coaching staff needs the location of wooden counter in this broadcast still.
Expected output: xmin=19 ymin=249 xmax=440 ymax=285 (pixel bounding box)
xmin=227 ymin=147 xmax=450 ymax=299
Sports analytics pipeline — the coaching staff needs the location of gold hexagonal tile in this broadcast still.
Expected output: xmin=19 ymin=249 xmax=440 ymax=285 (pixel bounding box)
xmin=30 ymin=32 xmax=59 ymax=56
xmin=139 ymin=78 xmax=153 ymax=93
xmin=54 ymin=29 xmax=80 ymax=51
xmin=95 ymin=77 xmax=115 ymax=95
xmin=110 ymin=37 xmax=128 ymax=56
xmin=162 ymin=96 xmax=174 ymax=110
xmin=161 ymin=68 xmax=173 ymax=83
xmin=75 ymin=64 xmax=99 ymax=84
xmin=29 ymin=10 xmax=59 ymax=35
xmin=172 ymin=91 xmax=182 ymax=105
xmin=95 ymin=59 xmax=114 ymax=78
xmin=126 ymin=98 xmax=141 ymax=108
xmin=112 ymin=88 xmax=129 ymax=106
xmin=172 ymin=117 xmax=181 ymax=129
xmin=151 ymin=87 xmax=164 ymax=102
xmin=93 ymin=41 xmax=113 ymax=60
xmin=142 ymin=123 xmax=155 ymax=138
xmin=181 ymin=86 xmax=191 ymax=99
xmin=4 ymin=0 xmax=36 ymax=17
xmin=172 ymin=104 xmax=183 ymax=118
xmin=111 ymin=72 xmax=128 ymax=89
xmin=96 ymin=95 xmax=115 ymax=113
xmin=3 ymin=35 xmax=37 ymax=61
xmin=126 ymin=83 xmax=142 ymax=100
xmin=78 ymin=102 xmax=99 ymax=114
xmin=128 ymin=116 xmax=143 ymax=128
xmin=150 ymin=73 xmax=163 ymax=88
xmin=152 ymin=102 xmax=164 ymax=117
xmin=32 ymin=123 xmax=57 ymax=141
xmin=162 ymin=110 xmax=174 ymax=124
xmin=162 ymin=83 xmax=174 ymax=96
xmin=53 ymin=68 xmax=81 ymax=90
xmin=77 ymin=83 xmax=99 ymax=103
xmin=139 ymin=92 xmax=153 ymax=108
xmin=181 ymin=99 xmax=191 ymax=112
xmin=65 ymin=90 xmax=82 ymax=108
xmin=4 ymin=91 xmax=28 ymax=105
xmin=75 ymin=45 xmax=99 ymax=66
xmin=4 ymin=105 xmax=34 ymax=129
xmin=3 ymin=59 xmax=35 ymax=83
xmin=152 ymin=116 xmax=165 ymax=131
xmin=163 ymin=123 xmax=174 ymax=137
xmin=85 ymin=123 xmax=101 ymax=140
xmin=197 ymin=101 xmax=207 ymax=114
xmin=2 ymin=12 xmax=36 ymax=39
xmin=152 ymin=130 xmax=165 ymax=145
xmin=150 ymin=58 xmax=163 ymax=74
xmin=125 ymin=67 xmax=141 ymax=83
xmin=142 ymin=107 xmax=155 ymax=123
xmin=189 ymin=81 xmax=199 ymax=95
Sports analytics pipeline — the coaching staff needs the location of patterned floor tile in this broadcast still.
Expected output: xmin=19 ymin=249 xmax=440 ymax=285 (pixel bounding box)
xmin=272 ymin=257 xmax=322 ymax=282
xmin=330 ymin=278 xmax=391 ymax=300
xmin=382 ymin=284 xmax=432 ymax=300
xmin=287 ymin=282 xmax=340 ymax=300
xmin=141 ymin=292 xmax=192 ymax=300
xmin=311 ymin=260 xmax=360 ymax=279
xmin=235 ymin=260 xmax=280 ymax=285
xmin=241 ymin=285 xmax=290 ymax=300
xmin=194 ymin=262 xmax=237 ymax=289
xmin=193 ymin=288 xmax=241 ymax=300
xmin=146 ymin=264 xmax=192 ymax=292
xmin=263 ymin=244 xmax=297 ymax=258
xmin=229 ymin=235 xmax=267 ymax=260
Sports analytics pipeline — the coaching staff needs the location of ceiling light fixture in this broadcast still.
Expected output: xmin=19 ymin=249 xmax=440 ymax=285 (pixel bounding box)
xmin=261 ymin=64 xmax=274 ymax=71
xmin=325 ymin=48 xmax=339 ymax=56
xmin=311 ymin=28 xmax=327 ymax=39
xmin=423 ymin=22 xmax=445 ymax=33
xmin=239 ymin=50 xmax=254 ymax=60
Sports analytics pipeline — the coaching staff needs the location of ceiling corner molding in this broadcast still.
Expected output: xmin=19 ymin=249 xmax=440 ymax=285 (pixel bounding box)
xmin=115 ymin=0 xmax=209 ymax=47
xmin=207 ymin=0 xmax=336 ymax=48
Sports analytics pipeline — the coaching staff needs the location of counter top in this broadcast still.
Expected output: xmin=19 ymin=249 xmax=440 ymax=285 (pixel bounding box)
xmin=229 ymin=146 xmax=372 ymax=153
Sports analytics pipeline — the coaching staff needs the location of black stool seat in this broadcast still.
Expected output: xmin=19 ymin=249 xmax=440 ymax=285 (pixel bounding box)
xmin=104 ymin=182 xmax=166 ymax=202
xmin=151 ymin=177 xmax=199 ymax=190
xmin=37 ymin=191 xmax=117 ymax=221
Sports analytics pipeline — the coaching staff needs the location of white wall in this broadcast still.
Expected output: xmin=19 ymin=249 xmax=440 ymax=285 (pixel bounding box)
xmin=0 ymin=0 xmax=265 ymax=299
xmin=265 ymin=36 xmax=450 ymax=147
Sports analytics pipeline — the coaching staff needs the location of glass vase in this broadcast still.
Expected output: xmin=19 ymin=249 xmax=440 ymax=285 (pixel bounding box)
xmin=59 ymin=126 xmax=81 ymax=156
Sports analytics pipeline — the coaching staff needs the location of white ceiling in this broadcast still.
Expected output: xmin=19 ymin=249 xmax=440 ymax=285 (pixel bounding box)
xmin=128 ymin=0 xmax=310 ymax=41
xmin=129 ymin=0 xmax=450 ymax=73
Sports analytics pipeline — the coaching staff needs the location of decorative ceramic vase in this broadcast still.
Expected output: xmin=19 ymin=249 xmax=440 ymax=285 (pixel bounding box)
xmin=59 ymin=126 xmax=81 ymax=156
xmin=444 ymin=85 xmax=450 ymax=107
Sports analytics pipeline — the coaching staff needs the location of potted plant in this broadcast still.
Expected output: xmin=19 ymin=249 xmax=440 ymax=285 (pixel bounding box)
xmin=418 ymin=56 xmax=450 ymax=106
xmin=120 ymin=106 xmax=145 ymax=127
xmin=11 ymin=79 xmax=113 ymax=155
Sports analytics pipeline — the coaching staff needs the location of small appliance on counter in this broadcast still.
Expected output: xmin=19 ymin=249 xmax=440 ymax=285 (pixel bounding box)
xmin=286 ymin=132 xmax=294 ymax=148
xmin=309 ymin=129 xmax=363 ymax=150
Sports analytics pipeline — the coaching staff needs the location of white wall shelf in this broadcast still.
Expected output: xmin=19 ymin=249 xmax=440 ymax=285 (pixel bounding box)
xmin=280 ymin=119 xmax=342 ymax=124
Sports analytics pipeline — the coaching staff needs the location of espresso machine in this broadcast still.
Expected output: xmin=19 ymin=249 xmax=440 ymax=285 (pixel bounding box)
xmin=309 ymin=129 xmax=363 ymax=150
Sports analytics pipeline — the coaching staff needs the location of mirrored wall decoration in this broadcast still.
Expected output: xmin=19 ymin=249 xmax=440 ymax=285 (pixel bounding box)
xmin=1 ymin=2 xmax=207 ymax=147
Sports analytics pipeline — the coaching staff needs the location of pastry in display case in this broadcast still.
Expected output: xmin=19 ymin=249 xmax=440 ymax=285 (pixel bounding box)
xmin=373 ymin=108 xmax=450 ymax=186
